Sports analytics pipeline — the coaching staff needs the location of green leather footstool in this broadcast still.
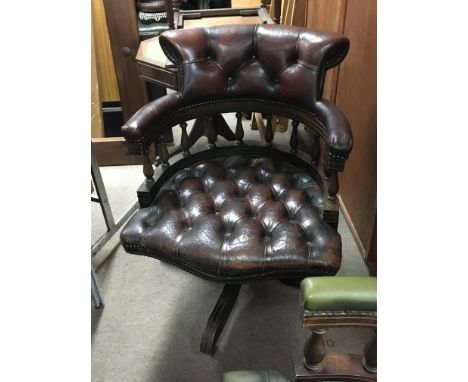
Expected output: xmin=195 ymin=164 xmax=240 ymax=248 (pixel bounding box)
xmin=295 ymin=276 xmax=377 ymax=381
xmin=222 ymin=370 xmax=291 ymax=382
xmin=222 ymin=277 xmax=376 ymax=382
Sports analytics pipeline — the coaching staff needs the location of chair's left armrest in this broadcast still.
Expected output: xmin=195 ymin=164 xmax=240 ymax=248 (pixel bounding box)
xmin=122 ymin=91 xmax=182 ymax=147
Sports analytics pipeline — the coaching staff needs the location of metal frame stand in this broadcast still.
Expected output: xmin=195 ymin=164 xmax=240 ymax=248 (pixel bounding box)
xmin=91 ymin=146 xmax=139 ymax=309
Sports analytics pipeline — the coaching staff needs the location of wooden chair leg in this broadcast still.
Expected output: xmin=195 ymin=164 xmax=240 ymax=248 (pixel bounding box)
xmin=362 ymin=330 xmax=377 ymax=373
xmin=200 ymin=284 xmax=242 ymax=355
xmin=303 ymin=329 xmax=327 ymax=371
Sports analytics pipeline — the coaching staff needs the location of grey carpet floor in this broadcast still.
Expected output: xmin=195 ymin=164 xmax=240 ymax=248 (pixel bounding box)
xmin=92 ymin=117 xmax=372 ymax=382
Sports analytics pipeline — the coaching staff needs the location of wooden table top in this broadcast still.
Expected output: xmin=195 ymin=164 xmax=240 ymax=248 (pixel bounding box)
xmin=136 ymin=15 xmax=262 ymax=69
xmin=135 ymin=11 xmax=265 ymax=90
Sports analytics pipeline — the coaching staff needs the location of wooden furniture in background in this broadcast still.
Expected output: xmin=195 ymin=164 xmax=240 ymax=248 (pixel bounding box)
xmin=102 ymin=0 xmax=149 ymax=123
xmin=91 ymin=0 xmax=120 ymax=104
xmin=334 ymin=0 xmax=376 ymax=264
xmin=295 ymin=277 xmax=377 ymax=381
xmin=303 ymin=0 xmax=376 ymax=271
xmin=304 ymin=0 xmax=347 ymax=103
xmin=92 ymin=26 xmax=104 ymax=139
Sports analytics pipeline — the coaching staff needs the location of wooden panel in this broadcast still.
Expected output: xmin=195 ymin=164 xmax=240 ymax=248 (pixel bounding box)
xmin=103 ymin=0 xmax=149 ymax=122
xmin=91 ymin=0 xmax=120 ymax=102
xmin=335 ymin=0 xmax=376 ymax=255
xmin=305 ymin=0 xmax=346 ymax=101
xmin=231 ymin=0 xmax=260 ymax=7
xmin=91 ymin=137 xmax=156 ymax=166
xmin=91 ymin=26 xmax=104 ymax=139
xmin=291 ymin=0 xmax=307 ymax=27
xmin=183 ymin=15 xmax=262 ymax=28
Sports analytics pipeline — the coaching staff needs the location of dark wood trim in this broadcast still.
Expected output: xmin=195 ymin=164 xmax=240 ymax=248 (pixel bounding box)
xmin=328 ymin=0 xmax=348 ymax=105
xmin=367 ymin=213 xmax=377 ymax=276
xmin=338 ymin=194 xmax=367 ymax=257
xmin=103 ymin=0 xmax=149 ymax=122
xmin=294 ymin=351 xmax=377 ymax=381
xmin=136 ymin=61 xmax=178 ymax=90
xmin=302 ymin=312 xmax=377 ymax=329
xmin=179 ymin=7 xmax=259 ymax=20
xmin=92 ymin=137 xmax=156 ymax=166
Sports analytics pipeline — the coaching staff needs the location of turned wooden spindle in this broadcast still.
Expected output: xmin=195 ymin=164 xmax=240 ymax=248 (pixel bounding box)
xmin=142 ymin=150 xmax=154 ymax=183
xmin=207 ymin=116 xmax=217 ymax=147
xmin=180 ymin=122 xmax=190 ymax=156
xmin=311 ymin=132 xmax=321 ymax=165
xmin=264 ymin=114 xmax=274 ymax=147
xmin=166 ymin=0 xmax=178 ymax=29
xmin=327 ymin=171 xmax=339 ymax=201
xmin=303 ymin=328 xmax=327 ymax=371
xmin=363 ymin=331 xmax=377 ymax=373
xmin=290 ymin=120 xmax=299 ymax=154
xmin=158 ymin=135 xmax=170 ymax=168
xmin=151 ymin=139 xmax=160 ymax=166
xmin=235 ymin=112 xmax=244 ymax=144
xmin=274 ymin=0 xmax=281 ymax=23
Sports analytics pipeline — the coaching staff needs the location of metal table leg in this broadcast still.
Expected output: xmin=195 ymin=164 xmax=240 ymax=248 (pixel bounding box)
xmin=91 ymin=145 xmax=139 ymax=308
xmin=91 ymin=265 xmax=104 ymax=309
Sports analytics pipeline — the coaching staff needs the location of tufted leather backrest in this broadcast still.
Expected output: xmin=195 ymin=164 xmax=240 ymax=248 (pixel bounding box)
xmin=159 ymin=24 xmax=349 ymax=108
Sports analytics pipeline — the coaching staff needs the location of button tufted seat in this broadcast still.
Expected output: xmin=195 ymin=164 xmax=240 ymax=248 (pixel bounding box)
xmin=121 ymin=155 xmax=341 ymax=282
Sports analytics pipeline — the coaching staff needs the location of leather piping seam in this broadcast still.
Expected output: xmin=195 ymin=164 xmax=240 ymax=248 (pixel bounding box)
xmin=182 ymin=58 xmax=207 ymax=64
xmin=123 ymin=243 xmax=336 ymax=280
xmin=303 ymin=310 xmax=377 ymax=316
xmin=297 ymin=59 xmax=319 ymax=71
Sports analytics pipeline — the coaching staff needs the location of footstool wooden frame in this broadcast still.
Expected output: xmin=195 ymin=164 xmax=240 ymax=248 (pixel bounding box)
xmin=294 ymin=277 xmax=377 ymax=381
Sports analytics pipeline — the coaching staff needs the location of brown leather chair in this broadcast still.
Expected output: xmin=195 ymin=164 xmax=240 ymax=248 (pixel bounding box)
xmin=120 ymin=24 xmax=352 ymax=355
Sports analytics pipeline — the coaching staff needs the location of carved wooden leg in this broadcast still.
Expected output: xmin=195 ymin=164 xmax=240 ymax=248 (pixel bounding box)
xmin=363 ymin=331 xmax=377 ymax=373
xmin=303 ymin=328 xmax=327 ymax=371
xmin=327 ymin=171 xmax=339 ymax=201
xmin=323 ymin=170 xmax=340 ymax=229
xmin=200 ymin=284 xmax=242 ymax=356
xmin=235 ymin=112 xmax=244 ymax=144
xmin=310 ymin=132 xmax=321 ymax=165
xmin=290 ymin=120 xmax=299 ymax=154
xmin=207 ymin=115 xmax=217 ymax=148
xmin=180 ymin=122 xmax=190 ymax=156
xmin=264 ymin=114 xmax=274 ymax=147
xmin=142 ymin=149 xmax=154 ymax=183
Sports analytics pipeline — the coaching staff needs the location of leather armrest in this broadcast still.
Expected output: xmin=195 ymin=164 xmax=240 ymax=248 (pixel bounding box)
xmin=314 ymin=99 xmax=353 ymax=155
xmin=121 ymin=92 xmax=181 ymax=143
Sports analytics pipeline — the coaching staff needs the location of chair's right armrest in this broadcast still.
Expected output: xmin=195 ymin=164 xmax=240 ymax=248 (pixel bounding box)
xmin=314 ymin=99 xmax=353 ymax=165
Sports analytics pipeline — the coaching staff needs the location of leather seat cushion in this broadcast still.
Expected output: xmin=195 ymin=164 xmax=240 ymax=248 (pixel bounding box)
xmin=121 ymin=155 xmax=342 ymax=282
